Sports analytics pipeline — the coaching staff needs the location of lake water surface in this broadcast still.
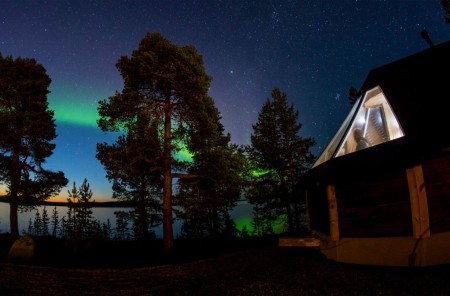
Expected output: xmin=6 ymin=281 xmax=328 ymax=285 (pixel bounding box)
xmin=0 ymin=201 xmax=254 ymax=238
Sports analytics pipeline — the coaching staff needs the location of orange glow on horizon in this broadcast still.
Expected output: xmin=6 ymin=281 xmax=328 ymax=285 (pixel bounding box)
xmin=0 ymin=185 xmax=111 ymax=203
xmin=49 ymin=193 xmax=112 ymax=203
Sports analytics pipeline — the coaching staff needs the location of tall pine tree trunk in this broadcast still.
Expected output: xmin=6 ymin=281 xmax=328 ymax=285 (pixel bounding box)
xmin=9 ymin=151 xmax=20 ymax=237
xmin=212 ymin=193 xmax=218 ymax=237
xmin=292 ymin=195 xmax=300 ymax=232
xmin=162 ymin=105 xmax=173 ymax=253
xmin=281 ymin=179 xmax=294 ymax=233
xmin=137 ymin=179 xmax=149 ymax=239
xmin=9 ymin=203 xmax=19 ymax=237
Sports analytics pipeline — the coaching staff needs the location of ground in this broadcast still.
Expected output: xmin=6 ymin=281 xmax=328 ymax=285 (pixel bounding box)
xmin=1 ymin=235 xmax=450 ymax=295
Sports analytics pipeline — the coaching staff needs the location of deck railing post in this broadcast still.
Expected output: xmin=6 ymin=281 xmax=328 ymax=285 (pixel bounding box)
xmin=406 ymin=165 xmax=430 ymax=239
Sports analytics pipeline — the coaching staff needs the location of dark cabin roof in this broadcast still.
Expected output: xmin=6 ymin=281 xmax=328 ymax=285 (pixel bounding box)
xmin=298 ymin=40 xmax=450 ymax=186
xmin=359 ymin=40 xmax=450 ymax=151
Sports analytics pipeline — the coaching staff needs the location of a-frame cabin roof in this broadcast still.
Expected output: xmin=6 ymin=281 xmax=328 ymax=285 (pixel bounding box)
xmin=359 ymin=40 xmax=450 ymax=151
xmin=302 ymin=40 xmax=450 ymax=184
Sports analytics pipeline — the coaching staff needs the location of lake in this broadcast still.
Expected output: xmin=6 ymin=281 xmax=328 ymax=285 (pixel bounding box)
xmin=0 ymin=200 xmax=254 ymax=238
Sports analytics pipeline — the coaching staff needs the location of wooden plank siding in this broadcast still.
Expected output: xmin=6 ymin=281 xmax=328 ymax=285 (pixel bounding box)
xmin=422 ymin=153 xmax=450 ymax=234
xmin=335 ymin=170 xmax=412 ymax=238
xmin=305 ymin=190 xmax=311 ymax=231
xmin=306 ymin=185 xmax=330 ymax=235
xmin=306 ymin=152 xmax=450 ymax=239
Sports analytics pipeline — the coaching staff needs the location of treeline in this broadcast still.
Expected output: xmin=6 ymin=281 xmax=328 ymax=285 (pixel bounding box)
xmin=25 ymin=206 xmax=114 ymax=241
xmin=0 ymin=32 xmax=315 ymax=252
xmin=24 ymin=206 xmax=138 ymax=241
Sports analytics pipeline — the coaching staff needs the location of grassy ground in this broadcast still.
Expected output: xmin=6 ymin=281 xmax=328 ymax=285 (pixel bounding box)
xmin=1 ymin=235 xmax=450 ymax=295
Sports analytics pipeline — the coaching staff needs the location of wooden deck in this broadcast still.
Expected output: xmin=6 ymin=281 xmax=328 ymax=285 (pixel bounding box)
xmin=278 ymin=237 xmax=320 ymax=248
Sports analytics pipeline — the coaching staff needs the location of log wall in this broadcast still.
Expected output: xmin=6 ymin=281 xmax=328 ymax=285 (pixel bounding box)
xmin=306 ymin=151 xmax=450 ymax=239
xmin=423 ymin=153 xmax=450 ymax=234
xmin=336 ymin=169 xmax=412 ymax=237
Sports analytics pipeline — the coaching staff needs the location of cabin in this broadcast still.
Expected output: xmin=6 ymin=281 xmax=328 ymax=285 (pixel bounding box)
xmin=282 ymin=40 xmax=450 ymax=267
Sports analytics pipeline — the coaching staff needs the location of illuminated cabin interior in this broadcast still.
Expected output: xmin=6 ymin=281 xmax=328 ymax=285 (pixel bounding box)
xmin=314 ymin=86 xmax=404 ymax=167
xmin=287 ymin=40 xmax=450 ymax=267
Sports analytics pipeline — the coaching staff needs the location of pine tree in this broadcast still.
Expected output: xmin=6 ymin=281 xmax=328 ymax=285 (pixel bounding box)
xmin=102 ymin=219 xmax=112 ymax=240
xmin=114 ymin=211 xmax=130 ymax=240
xmin=59 ymin=216 xmax=67 ymax=238
xmin=77 ymin=179 xmax=95 ymax=237
xmin=67 ymin=183 xmax=78 ymax=236
xmin=248 ymin=88 xmax=315 ymax=233
xmin=41 ymin=206 xmax=50 ymax=236
xmin=97 ymin=32 xmax=214 ymax=253
xmin=348 ymin=86 xmax=360 ymax=105
xmin=175 ymin=96 xmax=245 ymax=239
xmin=67 ymin=179 xmax=95 ymax=239
xmin=0 ymin=54 xmax=68 ymax=236
xmin=249 ymin=204 xmax=275 ymax=237
xmin=240 ymin=225 xmax=249 ymax=238
xmin=441 ymin=0 xmax=450 ymax=23
xmin=51 ymin=206 xmax=59 ymax=237
xmin=33 ymin=211 xmax=42 ymax=236
xmin=27 ymin=218 xmax=33 ymax=235
xmin=90 ymin=220 xmax=102 ymax=239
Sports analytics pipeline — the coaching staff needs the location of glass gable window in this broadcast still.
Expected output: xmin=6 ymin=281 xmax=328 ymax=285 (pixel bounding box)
xmin=313 ymin=86 xmax=404 ymax=168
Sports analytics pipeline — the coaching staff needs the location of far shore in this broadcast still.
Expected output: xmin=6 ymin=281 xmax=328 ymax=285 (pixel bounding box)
xmin=0 ymin=196 xmax=134 ymax=208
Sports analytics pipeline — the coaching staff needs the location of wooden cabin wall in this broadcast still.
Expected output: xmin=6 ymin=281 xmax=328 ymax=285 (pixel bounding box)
xmin=306 ymin=151 xmax=449 ymax=239
xmin=306 ymin=184 xmax=330 ymax=235
xmin=422 ymin=153 xmax=450 ymax=234
xmin=333 ymin=169 xmax=412 ymax=237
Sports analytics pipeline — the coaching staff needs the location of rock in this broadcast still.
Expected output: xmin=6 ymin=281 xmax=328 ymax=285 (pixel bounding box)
xmin=7 ymin=235 xmax=35 ymax=261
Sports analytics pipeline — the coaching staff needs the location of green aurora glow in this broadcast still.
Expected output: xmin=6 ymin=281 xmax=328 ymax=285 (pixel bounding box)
xmin=48 ymin=85 xmax=104 ymax=128
xmin=48 ymin=89 xmax=194 ymax=162
xmin=250 ymin=169 xmax=271 ymax=178
xmin=52 ymin=102 xmax=99 ymax=127
xmin=235 ymin=215 xmax=286 ymax=236
xmin=174 ymin=147 xmax=194 ymax=162
xmin=235 ymin=217 xmax=253 ymax=234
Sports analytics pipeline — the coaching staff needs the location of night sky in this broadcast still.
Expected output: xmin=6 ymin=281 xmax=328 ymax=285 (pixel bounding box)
xmin=1 ymin=0 xmax=449 ymax=201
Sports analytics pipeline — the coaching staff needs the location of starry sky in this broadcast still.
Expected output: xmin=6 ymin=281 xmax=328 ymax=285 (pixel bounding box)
xmin=1 ymin=0 xmax=449 ymax=202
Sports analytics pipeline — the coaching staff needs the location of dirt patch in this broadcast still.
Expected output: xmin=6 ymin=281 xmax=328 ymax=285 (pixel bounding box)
xmin=1 ymin=235 xmax=450 ymax=295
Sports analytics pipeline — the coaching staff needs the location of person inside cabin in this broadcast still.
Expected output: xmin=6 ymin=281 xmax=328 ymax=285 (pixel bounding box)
xmin=353 ymin=128 xmax=370 ymax=151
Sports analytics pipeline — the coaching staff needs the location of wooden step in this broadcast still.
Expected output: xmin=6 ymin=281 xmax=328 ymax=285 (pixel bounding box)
xmin=278 ymin=237 xmax=321 ymax=247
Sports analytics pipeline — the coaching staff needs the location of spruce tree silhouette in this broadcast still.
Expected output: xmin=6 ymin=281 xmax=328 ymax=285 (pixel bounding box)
xmin=421 ymin=29 xmax=434 ymax=48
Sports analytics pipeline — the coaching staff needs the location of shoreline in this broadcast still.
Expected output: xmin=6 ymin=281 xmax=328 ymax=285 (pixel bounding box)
xmin=0 ymin=196 xmax=135 ymax=208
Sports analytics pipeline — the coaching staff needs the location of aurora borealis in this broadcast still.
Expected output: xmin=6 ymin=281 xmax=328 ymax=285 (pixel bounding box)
xmin=1 ymin=0 xmax=449 ymax=205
